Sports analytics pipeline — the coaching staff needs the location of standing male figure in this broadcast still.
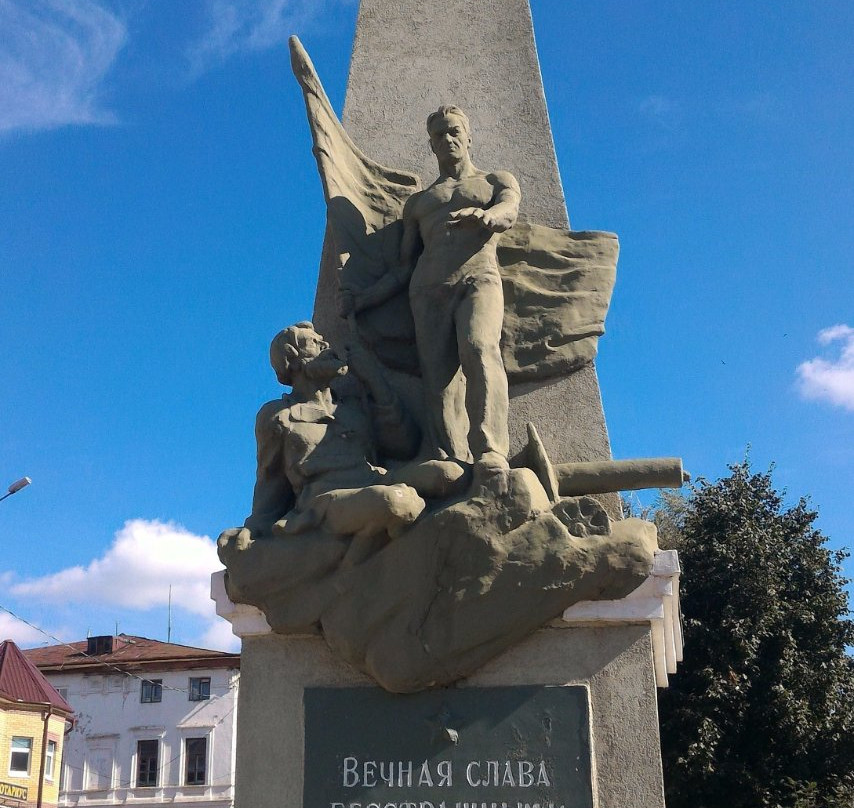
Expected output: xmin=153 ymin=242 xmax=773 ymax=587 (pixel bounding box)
xmin=341 ymin=106 xmax=521 ymax=479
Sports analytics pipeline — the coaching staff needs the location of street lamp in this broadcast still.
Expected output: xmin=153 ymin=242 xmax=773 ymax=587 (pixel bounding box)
xmin=0 ymin=477 xmax=31 ymax=503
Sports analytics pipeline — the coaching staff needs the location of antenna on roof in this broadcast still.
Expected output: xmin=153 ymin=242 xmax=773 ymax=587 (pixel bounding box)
xmin=167 ymin=585 xmax=172 ymax=644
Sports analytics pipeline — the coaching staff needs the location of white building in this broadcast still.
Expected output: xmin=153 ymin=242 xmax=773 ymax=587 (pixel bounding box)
xmin=25 ymin=635 xmax=239 ymax=808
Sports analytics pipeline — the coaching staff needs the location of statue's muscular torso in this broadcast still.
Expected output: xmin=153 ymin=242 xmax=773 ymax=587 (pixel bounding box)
xmin=404 ymin=170 xmax=515 ymax=289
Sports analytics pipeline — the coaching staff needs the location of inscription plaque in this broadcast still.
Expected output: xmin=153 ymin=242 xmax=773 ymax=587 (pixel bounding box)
xmin=303 ymin=685 xmax=593 ymax=808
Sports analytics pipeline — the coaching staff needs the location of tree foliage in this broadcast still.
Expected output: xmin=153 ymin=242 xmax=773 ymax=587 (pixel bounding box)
xmin=654 ymin=461 xmax=854 ymax=808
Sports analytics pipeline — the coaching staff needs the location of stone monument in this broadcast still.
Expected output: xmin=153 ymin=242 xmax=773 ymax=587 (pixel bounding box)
xmin=211 ymin=3 xmax=686 ymax=806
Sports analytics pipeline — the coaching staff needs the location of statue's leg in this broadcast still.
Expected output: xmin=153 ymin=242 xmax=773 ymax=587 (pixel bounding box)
xmin=457 ymin=272 xmax=510 ymax=460
xmin=317 ymin=484 xmax=427 ymax=568
xmin=410 ymin=285 xmax=470 ymax=461
xmin=388 ymin=458 xmax=471 ymax=498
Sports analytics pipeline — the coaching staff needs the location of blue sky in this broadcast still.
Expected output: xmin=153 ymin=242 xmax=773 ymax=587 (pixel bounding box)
xmin=1 ymin=0 xmax=852 ymax=652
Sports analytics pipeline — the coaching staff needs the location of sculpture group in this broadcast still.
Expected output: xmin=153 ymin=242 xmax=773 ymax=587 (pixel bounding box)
xmin=217 ymin=38 xmax=685 ymax=693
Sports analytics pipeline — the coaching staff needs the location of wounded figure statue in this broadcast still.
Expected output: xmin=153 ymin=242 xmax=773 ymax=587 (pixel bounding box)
xmin=218 ymin=321 xmax=468 ymax=567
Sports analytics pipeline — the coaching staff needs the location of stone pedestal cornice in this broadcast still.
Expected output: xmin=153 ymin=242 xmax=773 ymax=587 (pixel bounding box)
xmin=211 ymin=548 xmax=683 ymax=687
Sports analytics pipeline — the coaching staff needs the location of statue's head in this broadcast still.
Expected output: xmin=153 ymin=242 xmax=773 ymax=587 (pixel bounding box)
xmin=270 ymin=322 xmax=346 ymax=387
xmin=427 ymin=105 xmax=472 ymax=163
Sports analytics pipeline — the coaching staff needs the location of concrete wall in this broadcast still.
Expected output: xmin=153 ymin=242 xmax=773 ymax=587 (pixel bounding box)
xmin=235 ymin=626 xmax=665 ymax=808
xmin=43 ymin=666 xmax=238 ymax=808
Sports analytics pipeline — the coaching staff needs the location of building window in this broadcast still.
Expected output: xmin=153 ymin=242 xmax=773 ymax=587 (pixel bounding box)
xmin=136 ymin=740 xmax=158 ymax=788
xmin=9 ymin=737 xmax=32 ymax=776
xmin=140 ymin=679 xmax=162 ymax=703
xmin=184 ymin=738 xmax=207 ymax=785
xmin=55 ymin=686 xmax=68 ymax=701
xmin=188 ymin=677 xmax=210 ymax=701
xmin=45 ymin=740 xmax=57 ymax=780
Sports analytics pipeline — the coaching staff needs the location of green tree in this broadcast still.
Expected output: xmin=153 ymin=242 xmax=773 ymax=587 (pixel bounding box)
xmin=654 ymin=462 xmax=854 ymax=808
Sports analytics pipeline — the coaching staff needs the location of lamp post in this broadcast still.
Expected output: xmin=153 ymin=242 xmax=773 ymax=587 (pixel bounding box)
xmin=0 ymin=477 xmax=31 ymax=503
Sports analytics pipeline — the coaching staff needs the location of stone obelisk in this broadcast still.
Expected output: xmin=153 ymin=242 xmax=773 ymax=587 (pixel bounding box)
xmin=312 ymin=0 xmax=615 ymax=474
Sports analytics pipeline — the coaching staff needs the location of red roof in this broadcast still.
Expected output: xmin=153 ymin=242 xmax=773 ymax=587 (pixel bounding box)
xmin=23 ymin=634 xmax=240 ymax=674
xmin=0 ymin=640 xmax=74 ymax=713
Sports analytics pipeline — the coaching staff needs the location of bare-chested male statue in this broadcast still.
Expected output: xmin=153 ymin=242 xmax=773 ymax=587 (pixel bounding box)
xmin=342 ymin=106 xmax=521 ymax=480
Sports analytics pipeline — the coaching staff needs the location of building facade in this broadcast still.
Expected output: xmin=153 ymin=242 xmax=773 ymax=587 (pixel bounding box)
xmin=0 ymin=640 xmax=74 ymax=808
xmin=24 ymin=635 xmax=239 ymax=808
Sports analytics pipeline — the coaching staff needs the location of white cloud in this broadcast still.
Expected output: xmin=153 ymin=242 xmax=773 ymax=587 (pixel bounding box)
xmin=7 ymin=519 xmax=238 ymax=652
xmin=817 ymin=324 xmax=854 ymax=344
xmin=796 ymin=324 xmax=854 ymax=412
xmin=0 ymin=0 xmax=126 ymax=134
xmin=0 ymin=611 xmax=46 ymax=646
xmin=198 ymin=619 xmax=240 ymax=653
xmin=187 ymin=0 xmax=332 ymax=77
xmin=12 ymin=519 xmax=222 ymax=617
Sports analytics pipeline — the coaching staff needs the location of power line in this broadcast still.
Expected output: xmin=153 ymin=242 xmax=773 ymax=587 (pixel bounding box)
xmin=0 ymin=603 xmax=238 ymax=695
